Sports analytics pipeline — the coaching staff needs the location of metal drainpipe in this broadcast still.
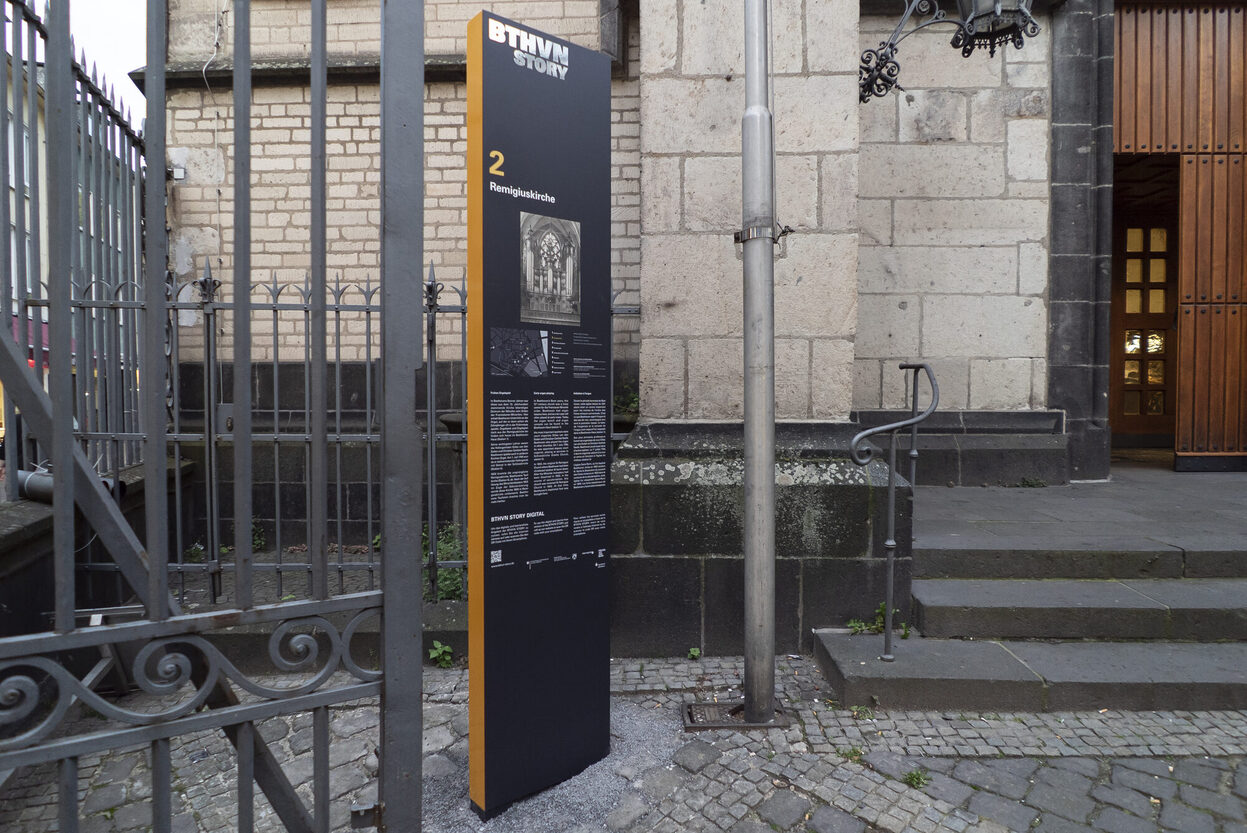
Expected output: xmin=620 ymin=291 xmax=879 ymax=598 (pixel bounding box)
xmin=742 ymin=0 xmax=776 ymax=726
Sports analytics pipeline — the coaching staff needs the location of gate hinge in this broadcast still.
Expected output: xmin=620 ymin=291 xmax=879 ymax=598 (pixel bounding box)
xmin=350 ymin=802 xmax=381 ymax=829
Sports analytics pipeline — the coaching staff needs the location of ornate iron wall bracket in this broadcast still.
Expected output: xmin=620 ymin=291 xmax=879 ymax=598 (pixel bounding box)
xmin=860 ymin=0 xmax=1040 ymax=102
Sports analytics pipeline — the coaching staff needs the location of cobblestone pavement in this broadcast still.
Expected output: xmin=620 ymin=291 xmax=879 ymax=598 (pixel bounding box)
xmin=3 ymin=656 xmax=1247 ymax=832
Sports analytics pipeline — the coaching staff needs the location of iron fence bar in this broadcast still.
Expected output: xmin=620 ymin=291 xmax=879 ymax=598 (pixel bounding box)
xmin=314 ymin=705 xmax=330 ymax=833
xmin=152 ymin=738 xmax=171 ymax=833
xmin=58 ymin=756 xmax=77 ymax=833
xmin=106 ymin=117 xmax=125 ymax=488
xmin=145 ymin=0 xmax=170 ymax=618
xmin=310 ymin=0 xmax=329 ymax=602
xmin=426 ymin=272 xmax=438 ymax=600
xmin=238 ymin=720 xmax=255 ymax=833
xmin=25 ymin=16 xmax=42 ymax=403
xmin=0 ymin=20 xmax=14 ymax=504
xmin=380 ymin=0 xmax=426 ymax=823
xmin=0 ymin=592 xmax=381 ymax=659
xmin=270 ymin=280 xmax=284 ymax=599
xmin=81 ymin=559 xmax=404 ymax=574
xmin=90 ymin=72 xmax=106 ymax=473
xmin=12 ymin=8 xmax=30 ymax=473
xmin=74 ymin=70 xmax=90 ymax=471
xmin=121 ymin=129 xmax=139 ymax=467
xmin=364 ymin=278 xmax=377 ymax=584
xmin=0 ymin=682 xmax=380 ymax=771
xmin=48 ymin=0 xmax=76 ymax=635
xmin=302 ymin=282 xmax=313 ymax=596
xmin=233 ymin=0 xmax=255 ymax=610
xmin=333 ymin=277 xmax=345 ymax=592
xmin=334 ymin=279 xmax=349 ymax=591
xmin=204 ymin=262 xmax=221 ymax=603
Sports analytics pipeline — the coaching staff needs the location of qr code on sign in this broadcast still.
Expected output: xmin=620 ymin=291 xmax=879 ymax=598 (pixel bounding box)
xmin=490 ymin=550 xmax=502 ymax=564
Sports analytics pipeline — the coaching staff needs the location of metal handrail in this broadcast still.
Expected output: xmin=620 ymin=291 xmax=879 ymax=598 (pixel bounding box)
xmin=849 ymin=362 xmax=939 ymax=661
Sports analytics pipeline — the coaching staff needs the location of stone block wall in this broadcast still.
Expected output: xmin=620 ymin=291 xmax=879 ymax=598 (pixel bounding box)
xmin=638 ymin=0 xmax=860 ymax=421
xmin=164 ymin=1 xmax=641 ymax=362
xmin=854 ymin=17 xmax=1053 ymax=413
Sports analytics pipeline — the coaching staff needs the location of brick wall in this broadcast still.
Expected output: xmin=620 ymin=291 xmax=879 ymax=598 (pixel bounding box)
xmin=165 ymin=1 xmax=640 ymax=363
xmin=854 ymin=17 xmax=1053 ymax=412
xmin=170 ymin=0 xmax=601 ymax=63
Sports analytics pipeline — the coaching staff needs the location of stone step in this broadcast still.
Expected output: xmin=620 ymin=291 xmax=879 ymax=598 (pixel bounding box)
xmin=812 ymin=630 xmax=1247 ymax=711
xmin=912 ymin=542 xmax=1247 ymax=580
xmin=912 ymin=578 xmax=1247 ymax=641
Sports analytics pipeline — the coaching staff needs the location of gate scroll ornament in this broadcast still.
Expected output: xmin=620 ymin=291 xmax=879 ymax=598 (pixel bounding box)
xmin=0 ymin=606 xmax=382 ymax=753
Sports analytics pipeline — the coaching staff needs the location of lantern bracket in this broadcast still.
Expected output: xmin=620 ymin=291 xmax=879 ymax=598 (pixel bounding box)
xmin=860 ymin=0 xmax=1040 ymax=102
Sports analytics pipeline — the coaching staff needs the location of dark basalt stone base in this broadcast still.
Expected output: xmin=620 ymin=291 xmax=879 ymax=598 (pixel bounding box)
xmin=608 ymin=421 xmax=911 ymax=656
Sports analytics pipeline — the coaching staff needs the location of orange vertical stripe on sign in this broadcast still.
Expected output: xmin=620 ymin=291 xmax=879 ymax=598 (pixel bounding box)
xmin=466 ymin=11 xmax=486 ymax=812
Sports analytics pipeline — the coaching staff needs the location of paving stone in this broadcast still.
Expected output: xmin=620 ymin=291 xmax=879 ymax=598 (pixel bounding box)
xmin=729 ymin=822 xmax=773 ymax=833
xmin=1178 ymin=782 xmax=1246 ymax=820
xmin=1172 ymin=760 xmax=1226 ymax=790
xmin=417 ymin=752 xmax=455 ymax=780
xmin=807 ymin=805 xmax=867 ymax=833
xmin=1115 ymin=758 xmax=1175 ymax=778
xmin=605 ymin=792 xmax=650 ymax=833
xmin=923 ymin=773 xmax=974 ymax=807
xmin=1157 ymin=800 xmax=1216 ymax=833
xmin=82 ymin=783 xmax=126 ymax=815
xmin=640 ymin=765 xmax=688 ymax=802
xmin=1090 ymin=783 xmax=1154 ymax=818
xmin=1110 ymin=764 xmax=1178 ymax=800
xmin=865 ymin=750 xmax=913 ymax=780
xmin=1035 ymin=815 xmax=1095 ymax=833
xmin=1035 ymin=765 xmax=1095 ymax=793
xmin=985 ymin=758 xmax=1041 ymax=781
xmin=755 ymin=790 xmax=811 ymax=829
xmin=421 ymin=724 xmax=455 ymax=755
xmin=674 ymin=740 xmax=722 ymax=774
xmin=170 ymin=815 xmax=198 ymax=833
xmin=1050 ymin=758 xmax=1102 ymax=779
xmin=969 ymin=790 xmax=1039 ymax=830
xmin=1025 ymin=781 xmax=1097 ymax=823
xmin=1091 ymin=807 xmax=1157 ymax=833
xmin=955 ymin=760 xmax=1031 ymax=800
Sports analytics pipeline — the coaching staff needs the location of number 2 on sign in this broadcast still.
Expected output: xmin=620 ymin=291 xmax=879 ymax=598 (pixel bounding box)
xmin=488 ymin=150 xmax=505 ymax=177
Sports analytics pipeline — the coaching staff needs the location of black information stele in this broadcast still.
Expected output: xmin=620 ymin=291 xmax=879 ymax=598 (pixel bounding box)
xmin=467 ymin=11 xmax=612 ymax=818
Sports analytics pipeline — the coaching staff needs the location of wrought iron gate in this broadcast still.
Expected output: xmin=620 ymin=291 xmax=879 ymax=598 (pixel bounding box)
xmin=0 ymin=0 xmax=425 ymax=830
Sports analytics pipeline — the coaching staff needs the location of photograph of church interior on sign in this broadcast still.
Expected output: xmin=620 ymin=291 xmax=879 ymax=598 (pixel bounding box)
xmin=520 ymin=212 xmax=581 ymax=327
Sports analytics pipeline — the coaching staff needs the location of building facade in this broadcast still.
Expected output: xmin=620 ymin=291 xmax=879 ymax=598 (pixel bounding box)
xmin=150 ymin=0 xmax=1244 ymax=647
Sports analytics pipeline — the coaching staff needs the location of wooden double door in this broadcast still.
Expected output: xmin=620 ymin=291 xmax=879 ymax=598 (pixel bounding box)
xmin=1114 ymin=4 xmax=1247 ymax=465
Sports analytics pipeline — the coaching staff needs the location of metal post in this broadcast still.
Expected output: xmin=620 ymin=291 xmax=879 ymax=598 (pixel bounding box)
xmin=48 ymin=0 xmax=76 ymax=637
xmin=145 ymin=0 xmax=171 ymax=620
xmin=310 ymin=0 xmax=329 ymax=602
xmin=380 ymin=0 xmax=425 ymax=826
xmin=233 ymin=0 xmax=255 ymax=610
xmin=742 ymin=0 xmax=776 ymax=725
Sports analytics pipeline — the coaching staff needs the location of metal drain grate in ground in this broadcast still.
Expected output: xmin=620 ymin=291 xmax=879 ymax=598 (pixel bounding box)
xmin=682 ymin=701 xmax=790 ymax=731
